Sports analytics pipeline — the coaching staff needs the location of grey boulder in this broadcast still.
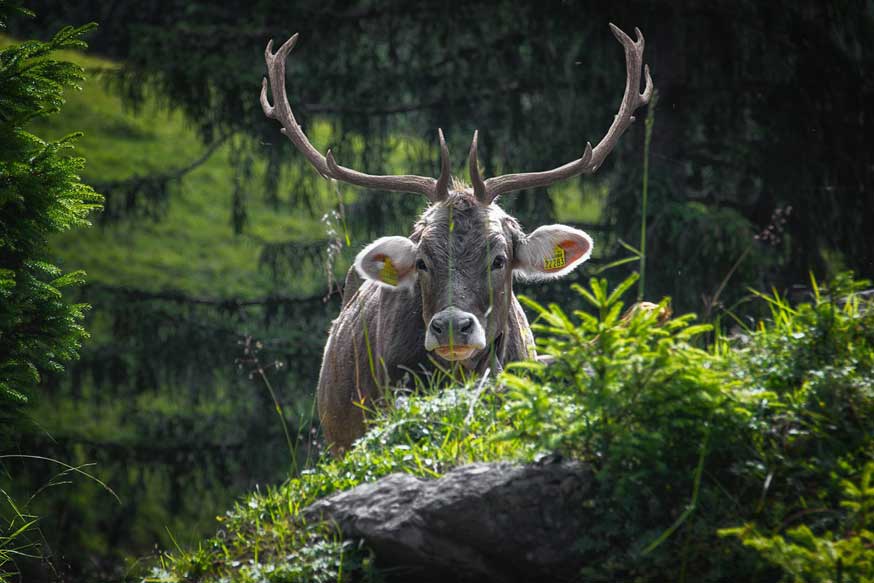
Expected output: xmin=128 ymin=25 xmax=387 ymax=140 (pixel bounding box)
xmin=302 ymin=459 xmax=594 ymax=582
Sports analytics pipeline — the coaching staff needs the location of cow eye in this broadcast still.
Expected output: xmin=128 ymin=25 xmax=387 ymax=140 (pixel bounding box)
xmin=416 ymin=259 xmax=428 ymax=272
xmin=491 ymin=256 xmax=506 ymax=270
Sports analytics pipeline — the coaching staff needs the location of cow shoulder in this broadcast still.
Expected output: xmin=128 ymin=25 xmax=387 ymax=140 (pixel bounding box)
xmin=503 ymin=295 xmax=537 ymax=362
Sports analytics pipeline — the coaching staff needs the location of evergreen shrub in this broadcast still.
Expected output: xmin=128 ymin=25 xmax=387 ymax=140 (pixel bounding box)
xmin=0 ymin=11 xmax=101 ymax=442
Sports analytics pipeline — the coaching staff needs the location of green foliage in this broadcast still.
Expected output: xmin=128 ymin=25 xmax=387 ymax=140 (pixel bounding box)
xmin=152 ymin=272 xmax=874 ymax=582
xmin=501 ymin=273 xmax=724 ymax=464
xmin=713 ymin=275 xmax=874 ymax=582
xmin=499 ymin=275 xmax=752 ymax=578
xmin=721 ymin=463 xmax=874 ymax=583
xmin=498 ymin=273 xmax=874 ymax=579
xmin=728 ymin=274 xmax=874 ymax=498
xmin=0 ymin=19 xmax=101 ymax=436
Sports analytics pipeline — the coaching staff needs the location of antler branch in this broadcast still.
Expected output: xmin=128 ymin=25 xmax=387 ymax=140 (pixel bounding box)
xmin=261 ymin=35 xmax=451 ymax=202
xmin=470 ymin=23 xmax=653 ymax=204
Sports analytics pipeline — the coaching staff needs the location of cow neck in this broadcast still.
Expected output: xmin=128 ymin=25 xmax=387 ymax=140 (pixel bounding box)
xmin=490 ymin=331 xmax=505 ymax=374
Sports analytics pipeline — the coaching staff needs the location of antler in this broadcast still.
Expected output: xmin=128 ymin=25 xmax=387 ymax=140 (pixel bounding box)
xmin=470 ymin=23 xmax=654 ymax=204
xmin=261 ymin=34 xmax=451 ymax=203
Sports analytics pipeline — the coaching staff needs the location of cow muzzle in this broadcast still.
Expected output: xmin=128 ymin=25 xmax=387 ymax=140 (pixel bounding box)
xmin=424 ymin=307 xmax=487 ymax=361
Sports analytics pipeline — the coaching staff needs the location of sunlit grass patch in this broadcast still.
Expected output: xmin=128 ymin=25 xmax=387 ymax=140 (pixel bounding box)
xmin=147 ymin=373 xmax=517 ymax=582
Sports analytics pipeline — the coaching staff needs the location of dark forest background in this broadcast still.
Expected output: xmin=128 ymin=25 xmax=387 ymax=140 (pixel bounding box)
xmin=2 ymin=1 xmax=873 ymax=581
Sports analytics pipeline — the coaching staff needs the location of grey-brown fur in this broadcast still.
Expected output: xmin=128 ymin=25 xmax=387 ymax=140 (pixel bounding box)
xmin=318 ymin=186 xmax=535 ymax=454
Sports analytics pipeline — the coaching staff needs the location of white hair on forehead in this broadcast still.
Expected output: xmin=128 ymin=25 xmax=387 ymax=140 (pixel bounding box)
xmin=449 ymin=176 xmax=471 ymax=194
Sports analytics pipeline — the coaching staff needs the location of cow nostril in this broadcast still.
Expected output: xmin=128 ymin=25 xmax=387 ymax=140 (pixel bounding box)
xmin=430 ymin=319 xmax=444 ymax=335
xmin=458 ymin=317 xmax=474 ymax=334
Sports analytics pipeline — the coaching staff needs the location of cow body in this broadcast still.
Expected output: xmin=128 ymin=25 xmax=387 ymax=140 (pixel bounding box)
xmin=318 ymin=265 xmax=534 ymax=453
xmin=318 ymin=189 xmax=543 ymax=453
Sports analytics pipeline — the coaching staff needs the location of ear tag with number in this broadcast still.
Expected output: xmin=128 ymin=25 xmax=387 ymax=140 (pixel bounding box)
xmin=380 ymin=257 xmax=399 ymax=285
xmin=544 ymin=245 xmax=567 ymax=271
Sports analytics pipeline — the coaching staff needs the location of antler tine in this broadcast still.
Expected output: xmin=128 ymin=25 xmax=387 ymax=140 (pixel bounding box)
xmin=262 ymin=34 xmax=332 ymax=178
xmin=587 ymin=22 xmax=652 ymax=171
xmin=477 ymin=24 xmax=653 ymax=204
xmin=481 ymin=143 xmax=593 ymax=204
xmin=262 ymin=34 xmax=445 ymax=201
xmin=468 ymin=130 xmax=487 ymax=202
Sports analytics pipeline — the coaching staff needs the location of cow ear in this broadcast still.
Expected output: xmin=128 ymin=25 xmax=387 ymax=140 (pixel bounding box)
xmin=514 ymin=225 xmax=593 ymax=280
xmin=354 ymin=236 xmax=418 ymax=289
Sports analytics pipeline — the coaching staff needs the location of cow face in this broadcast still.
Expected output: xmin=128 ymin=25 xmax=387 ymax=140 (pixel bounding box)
xmin=354 ymin=190 xmax=592 ymax=364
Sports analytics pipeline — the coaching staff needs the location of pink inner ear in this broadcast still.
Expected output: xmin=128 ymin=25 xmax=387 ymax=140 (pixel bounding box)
xmin=544 ymin=239 xmax=589 ymax=273
xmin=370 ymin=252 xmax=412 ymax=284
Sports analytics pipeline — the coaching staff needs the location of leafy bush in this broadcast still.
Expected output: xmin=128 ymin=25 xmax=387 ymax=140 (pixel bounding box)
xmin=151 ymin=273 xmax=874 ymax=582
xmin=721 ymin=462 xmax=874 ymax=583
xmin=499 ymin=275 xmax=756 ymax=579
xmin=501 ymin=272 xmax=874 ymax=580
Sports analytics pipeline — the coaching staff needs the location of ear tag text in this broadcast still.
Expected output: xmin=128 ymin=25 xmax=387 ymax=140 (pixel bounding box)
xmin=544 ymin=245 xmax=567 ymax=271
xmin=380 ymin=257 xmax=399 ymax=285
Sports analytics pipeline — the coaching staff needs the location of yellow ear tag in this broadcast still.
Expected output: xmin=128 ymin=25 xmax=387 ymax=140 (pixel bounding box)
xmin=380 ymin=257 xmax=399 ymax=285
xmin=544 ymin=245 xmax=567 ymax=271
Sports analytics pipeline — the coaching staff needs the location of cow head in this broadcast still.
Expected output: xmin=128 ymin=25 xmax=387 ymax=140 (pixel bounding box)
xmin=354 ymin=188 xmax=592 ymax=363
xmin=261 ymin=24 xmax=652 ymax=363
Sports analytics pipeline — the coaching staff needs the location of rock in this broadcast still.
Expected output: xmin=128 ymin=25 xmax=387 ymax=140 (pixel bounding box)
xmin=302 ymin=460 xmax=595 ymax=582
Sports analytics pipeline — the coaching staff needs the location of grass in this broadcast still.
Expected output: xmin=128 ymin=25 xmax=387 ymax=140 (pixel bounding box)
xmin=1 ymin=492 xmax=40 ymax=583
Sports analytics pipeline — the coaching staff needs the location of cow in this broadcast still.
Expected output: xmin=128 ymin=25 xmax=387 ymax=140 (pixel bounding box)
xmin=261 ymin=24 xmax=653 ymax=454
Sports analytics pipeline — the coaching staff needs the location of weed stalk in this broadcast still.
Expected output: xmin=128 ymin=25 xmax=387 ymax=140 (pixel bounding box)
xmin=639 ymin=89 xmax=659 ymax=301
